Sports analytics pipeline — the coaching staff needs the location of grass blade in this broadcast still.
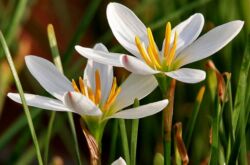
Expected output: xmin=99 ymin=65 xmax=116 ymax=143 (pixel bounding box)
xmin=229 ymin=35 xmax=250 ymax=164
xmin=184 ymin=86 xmax=205 ymax=149
xmin=0 ymin=31 xmax=43 ymax=165
xmin=119 ymin=119 xmax=130 ymax=165
xmin=130 ymin=99 xmax=140 ymax=165
xmin=209 ymin=95 xmax=221 ymax=165
xmin=232 ymin=35 xmax=250 ymax=134
xmin=46 ymin=24 xmax=82 ymax=165
xmin=0 ymin=0 xmax=29 ymax=59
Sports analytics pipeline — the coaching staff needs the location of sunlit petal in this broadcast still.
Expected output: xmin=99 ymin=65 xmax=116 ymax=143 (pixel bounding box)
xmin=75 ymin=45 xmax=123 ymax=67
xmin=175 ymin=21 xmax=244 ymax=67
xmin=120 ymin=55 xmax=159 ymax=75
xmin=110 ymin=100 xmax=168 ymax=119
xmin=63 ymin=92 xmax=102 ymax=116
xmin=84 ymin=43 xmax=113 ymax=104
xmin=113 ymin=73 xmax=158 ymax=110
xmin=165 ymin=68 xmax=206 ymax=83
xmin=107 ymin=2 xmax=147 ymax=57
xmin=25 ymin=56 xmax=73 ymax=100
xmin=8 ymin=93 xmax=71 ymax=112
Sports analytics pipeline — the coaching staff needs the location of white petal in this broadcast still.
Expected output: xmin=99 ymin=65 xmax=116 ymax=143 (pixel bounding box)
xmin=165 ymin=68 xmax=206 ymax=83
xmin=25 ymin=56 xmax=73 ymax=100
xmin=7 ymin=93 xmax=70 ymax=112
xmin=113 ymin=73 xmax=158 ymax=110
xmin=75 ymin=45 xmax=123 ymax=67
xmin=110 ymin=100 xmax=168 ymax=119
xmin=175 ymin=20 xmax=244 ymax=67
xmin=63 ymin=92 xmax=102 ymax=116
xmin=84 ymin=43 xmax=113 ymax=104
xmin=172 ymin=13 xmax=204 ymax=55
xmin=111 ymin=157 xmax=127 ymax=165
xmin=107 ymin=2 xmax=147 ymax=57
xmin=120 ymin=55 xmax=159 ymax=75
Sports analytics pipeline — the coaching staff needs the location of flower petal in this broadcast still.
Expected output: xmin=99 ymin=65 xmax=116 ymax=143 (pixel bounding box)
xmin=172 ymin=13 xmax=204 ymax=55
xmin=75 ymin=45 xmax=123 ymax=67
xmin=7 ymin=93 xmax=70 ymax=112
xmin=165 ymin=68 xmax=206 ymax=83
xmin=113 ymin=73 xmax=158 ymax=110
xmin=175 ymin=20 xmax=244 ymax=67
xmin=107 ymin=2 xmax=147 ymax=57
xmin=63 ymin=92 xmax=102 ymax=116
xmin=120 ymin=55 xmax=160 ymax=75
xmin=111 ymin=157 xmax=127 ymax=165
xmin=84 ymin=43 xmax=113 ymax=104
xmin=110 ymin=100 xmax=168 ymax=119
xmin=25 ymin=56 xmax=73 ymax=100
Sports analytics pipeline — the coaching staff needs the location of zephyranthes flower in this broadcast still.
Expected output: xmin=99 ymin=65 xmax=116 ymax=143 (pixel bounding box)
xmin=8 ymin=44 xmax=168 ymax=120
xmin=75 ymin=3 xmax=243 ymax=83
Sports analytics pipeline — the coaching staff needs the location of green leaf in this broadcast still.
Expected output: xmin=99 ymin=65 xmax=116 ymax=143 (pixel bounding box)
xmin=0 ymin=31 xmax=43 ymax=165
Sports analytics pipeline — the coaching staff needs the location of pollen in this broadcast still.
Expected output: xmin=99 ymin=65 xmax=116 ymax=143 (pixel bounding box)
xmin=135 ymin=22 xmax=178 ymax=70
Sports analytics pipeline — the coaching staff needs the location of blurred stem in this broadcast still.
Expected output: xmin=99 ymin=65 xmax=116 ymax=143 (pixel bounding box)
xmin=119 ymin=119 xmax=130 ymax=165
xmin=67 ymin=113 xmax=82 ymax=165
xmin=108 ymin=120 xmax=118 ymax=164
xmin=210 ymin=95 xmax=221 ymax=165
xmin=44 ymin=111 xmax=55 ymax=165
xmin=163 ymin=79 xmax=176 ymax=165
xmin=0 ymin=32 xmax=43 ymax=165
xmin=0 ymin=110 xmax=41 ymax=149
xmin=46 ymin=24 xmax=82 ymax=165
xmin=184 ymin=86 xmax=205 ymax=149
xmin=130 ymin=99 xmax=140 ymax=165
xmin=62 ymin=0 xmax=102 ymax=64
xmin=0 ymin=0 xmax=29 ymax=59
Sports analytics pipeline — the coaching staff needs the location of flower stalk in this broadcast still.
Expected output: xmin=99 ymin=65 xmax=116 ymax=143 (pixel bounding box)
xmin=119 ymin=119 xmax=130 ymax=165
xmin=130 ymin=99 xmax=140 ymax=165
xmin=163 ymin=79 xmax=176 ymax=165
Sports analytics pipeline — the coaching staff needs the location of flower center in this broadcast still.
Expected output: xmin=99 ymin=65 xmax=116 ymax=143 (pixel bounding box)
xmin=71 ymin=70 xmax=121 ymax=111
xmin=135 ymin=22 xmax=178 ymax=71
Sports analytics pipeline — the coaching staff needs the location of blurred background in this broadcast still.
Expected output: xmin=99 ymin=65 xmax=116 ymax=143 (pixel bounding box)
xmin=0 ymin=0 xmax=249 ymax=164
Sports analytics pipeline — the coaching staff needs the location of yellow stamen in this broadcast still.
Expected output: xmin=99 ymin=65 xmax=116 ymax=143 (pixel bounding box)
xmin=164 ymin=22 xmax=171 ymax=58
xmin=166 ymin=32 xmax=178 ymax=67
xmin=104 ymin=87 xmax=121 ymax=110
xmin=135 ymin=36 xmax=152 ymax=67
xmin=147 ymin=46 xmax=162 ymax=69
xmin=87 ymin=87 xmax=95 ymax=103
xmin=95 ymin=70 xmax=101 ymax=104
xmin=79 ymin=77 xmax=86 ymax=95
xmin=107 ymin=77 xmax=117 ymax=102
xmin=72 ymin=80 xmax=80 ymax=92
xmin=147 ymin=28 xmax=159 ymax=60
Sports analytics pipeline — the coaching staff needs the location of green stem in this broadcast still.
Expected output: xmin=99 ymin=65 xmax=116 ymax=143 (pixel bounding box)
xmin=67 ymin=113 xmax=82 ymax=165
xmin=185 ymin=86 xmax=205 ymax=149
xmin=119 ymin=119 xmax=130 ymax=165
xmin=47 ymin=24 xmax=82 ymax=165
xmin=130 ymin=99 xmax=140 ymax=165
xmin=210 ymin=96 xmax=221 ymax=165
xmin=44 ymin=111 xmax=56 ymax=165
xmin=109 ymin=120 xmax=118 ymax=164
xmin=0 ymin=32 xmax=43 ymax=165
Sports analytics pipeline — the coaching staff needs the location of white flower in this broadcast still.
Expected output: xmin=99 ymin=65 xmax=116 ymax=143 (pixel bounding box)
xmin=111 ymin=157 xmax=126 ymax=165
xmin=75 ymin=2 xmax=244 ymax=84
xmin=8 ymin=44 xmax=168 ymax=119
